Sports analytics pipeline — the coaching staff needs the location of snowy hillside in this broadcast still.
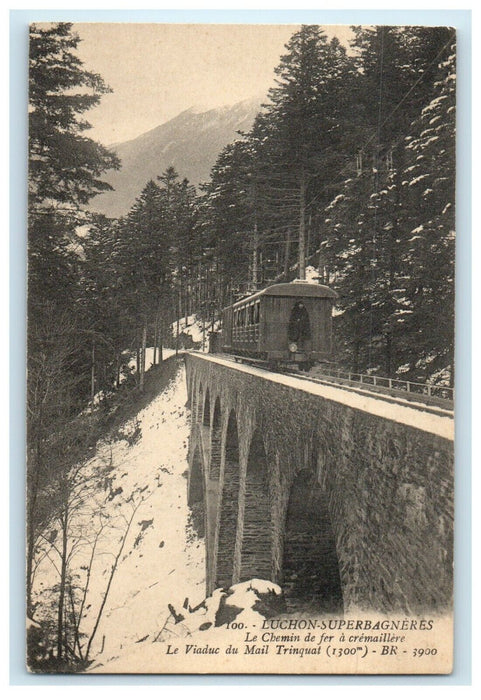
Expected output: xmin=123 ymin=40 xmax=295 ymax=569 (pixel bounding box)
xmin=86 ymin=363 xmax=205 ymax=664
xmin=170 ymin=314 xmax=221 ymax=352
xmin=30 ymin=354 xmax=287 ymax=673
xmin=30 ymin=359 xmax=205 ymax=669
xmin=91 ymin=578 xmax=284 ymax=673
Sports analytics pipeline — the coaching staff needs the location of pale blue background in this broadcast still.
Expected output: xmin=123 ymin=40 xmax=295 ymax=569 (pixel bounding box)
xmin=10 ymin=7 xmax=471 ymax=686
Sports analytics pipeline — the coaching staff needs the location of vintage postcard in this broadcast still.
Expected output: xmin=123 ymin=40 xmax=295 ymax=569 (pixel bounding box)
xmin=26 ymin=22 xmax=455 ymax=674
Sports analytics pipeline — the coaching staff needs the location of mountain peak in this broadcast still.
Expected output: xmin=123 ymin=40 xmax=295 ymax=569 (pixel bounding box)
xmin=90 ymin=97 xmax=263 ymax=218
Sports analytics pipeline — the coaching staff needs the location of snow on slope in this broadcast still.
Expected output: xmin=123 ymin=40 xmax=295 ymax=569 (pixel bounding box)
xmin=90 ymin=578 xmax=284 ymax=673
xmin=87 ymin=362 xmax=205 ymax=664
xmin=128 ymin=346 xmax=177 ymax=373
xmin=32 ymin=360 xmax=205 ymax=668
xmin=170 ymin=315 xmax=221 ymax=351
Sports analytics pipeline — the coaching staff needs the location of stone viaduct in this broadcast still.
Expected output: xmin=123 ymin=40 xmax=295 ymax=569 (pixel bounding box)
xmin=185 ymin=352 xmax=454 ymax=616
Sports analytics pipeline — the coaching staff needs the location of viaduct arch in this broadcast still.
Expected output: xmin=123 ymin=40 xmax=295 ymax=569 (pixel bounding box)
xmin=186 ymin=353 xmax=454 ymax=615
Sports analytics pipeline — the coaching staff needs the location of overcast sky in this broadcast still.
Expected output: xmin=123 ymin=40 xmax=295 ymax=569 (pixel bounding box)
xmin=73 ymin=23 xmax=353 ymax=145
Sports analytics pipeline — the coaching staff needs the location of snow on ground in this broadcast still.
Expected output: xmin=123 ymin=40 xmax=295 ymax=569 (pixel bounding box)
xmin=90 ymin=578 xmax=285 ymax=673
xmin=32 ymin=358 xmax=206 ymax=668
xmin=128 ymin=346 xmax=177 ymax=374
xmin=96 ymin=347 xmax=178 ymax=397
xmin=88 ymin=363 xmax=205 ymax=664
xmin=170 ymin=315 xmax=220 ymax=352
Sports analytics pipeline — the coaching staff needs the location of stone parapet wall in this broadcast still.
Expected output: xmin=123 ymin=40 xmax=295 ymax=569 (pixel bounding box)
xmin=185 ymin=353 xmax=454 ymax=615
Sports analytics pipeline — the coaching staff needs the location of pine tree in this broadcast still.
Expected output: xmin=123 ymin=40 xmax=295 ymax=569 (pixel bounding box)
xmin=117 ymin=181 xmax=169 ymax=385
xmin=29 ymin=22 xmax=119 ymax=211
xmin=79 ymin=215 xmax=133 ymax=394
xmin=322 ymin=26 xmax=455 ymax=377
xmin=257 ymin=26 xmax=358 ymax=279
xmin=29 ymin=22 xmax=120 ymax=314
xmin=199 ymin=140 xmax=255 ymax=301
xmin=27 ymin=23 xmax=120 ymax=619
xmin=28 ymin=20 xmax=122 ymax=425
xmin=398 ymin=43 xmax=456 ymax=383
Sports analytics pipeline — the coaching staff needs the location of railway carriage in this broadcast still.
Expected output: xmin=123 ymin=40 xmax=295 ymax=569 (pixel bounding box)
xmin=220 ymin=280 xmax=337 ymax=369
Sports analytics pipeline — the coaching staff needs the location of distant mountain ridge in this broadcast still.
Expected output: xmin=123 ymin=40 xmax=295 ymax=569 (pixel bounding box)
xmin=89 ymin=97 xmax=263 ymax=218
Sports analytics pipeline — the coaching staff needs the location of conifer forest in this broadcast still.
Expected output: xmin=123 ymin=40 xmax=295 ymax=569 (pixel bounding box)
xmin=27 ymin=23 xmax=455 ymax=670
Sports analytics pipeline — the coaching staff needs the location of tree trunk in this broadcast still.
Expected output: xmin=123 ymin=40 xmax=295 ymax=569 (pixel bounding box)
xmin=354 ymin=340 xmax=360 ymax=374
xmin=139 ymin=322 xmax=147 ymax=392
xmin=386 ymin=330 xmax=392 ymax=376
xmin=252 ymin=216 xmax=259 ymax=289
xmin=158 ymin=317 xmax=163 ymax=362
xmin=449 ymin=342 xmax=455 ymax=388
xmin=68 ymin=583 xmax=83 ymax=660
xmin=298 ymin=170 xmax=307 ymax=280
xmin=318 ymin=248 xmax=325 ymax=284
xmin=85 ymin=499 xmax=143 ymax=660
xmin=26 ymin=506 xmax=37 ymax=618
xmin=57 ymin=507 xmax=69 ymax=661
xmin=179 ymin=273 xmax=185 ymax=325
xmin=175 ymin=291 xmax=180 ymax=358
xmin=284 ymin=229 xmax=292 ymax=279
xmin=153 ymin=322 xmax=158 ymax=366
xmin=26 ymin=433 xmax=43 ymax=618
xmin=90 ymin=341 xmax=95 ymax=402
xmin=306 ymin=213 xmax=312 ymax=264
xmin=26 ymin=526 xmax=34 ymax=618
xmin=185 ymin=281 xmax=190 ymax=325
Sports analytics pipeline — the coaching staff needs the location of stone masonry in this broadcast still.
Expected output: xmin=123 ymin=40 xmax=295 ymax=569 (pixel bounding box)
xmin=185 ymin=353 xmax=454 ymax=615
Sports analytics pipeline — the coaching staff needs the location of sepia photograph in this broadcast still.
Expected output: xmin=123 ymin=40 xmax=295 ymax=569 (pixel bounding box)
xmin=25 ymin=20 xmax=456 ymax=675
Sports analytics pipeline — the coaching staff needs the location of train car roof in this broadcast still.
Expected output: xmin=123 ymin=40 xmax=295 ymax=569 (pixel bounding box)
xmin=231 ymin=281 xmax=337 ymax=308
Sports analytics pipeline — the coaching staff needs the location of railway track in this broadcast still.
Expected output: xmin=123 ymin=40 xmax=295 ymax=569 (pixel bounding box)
xmin=228 ymin=354 xmax=454 ymax=418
